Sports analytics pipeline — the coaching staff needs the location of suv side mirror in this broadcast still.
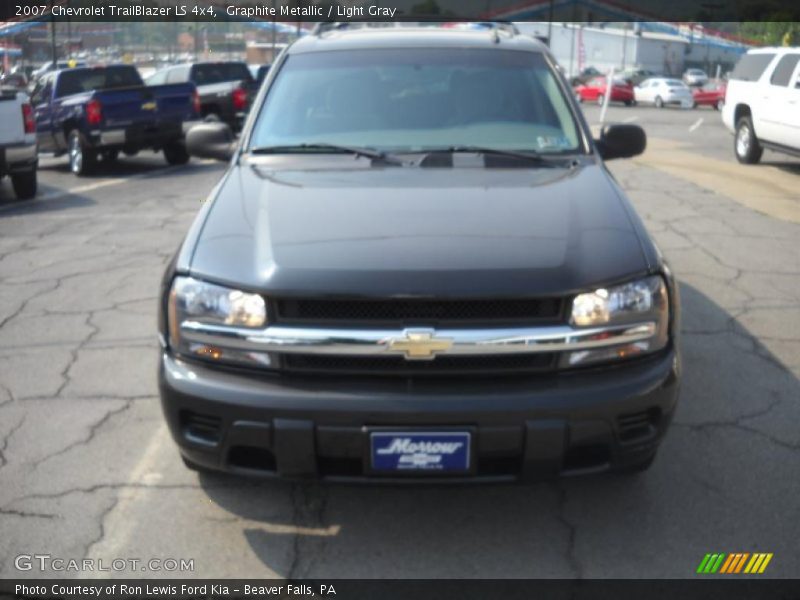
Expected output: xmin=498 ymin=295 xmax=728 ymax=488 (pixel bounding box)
xmin=595 ymin=124 xmax=646 ymax=160
xmin=186 ymin=122 xmax=235 ymax=162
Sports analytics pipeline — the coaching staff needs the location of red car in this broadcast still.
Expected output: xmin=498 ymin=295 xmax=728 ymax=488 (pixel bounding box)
xmin=692 ymin=81 xmax=727 ymax=109
xmin=574 ymin=76 xmax=635 ymax=106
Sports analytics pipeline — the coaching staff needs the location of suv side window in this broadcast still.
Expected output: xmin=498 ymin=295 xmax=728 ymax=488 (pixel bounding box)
xmin=770 ymin=54 xmax=800 ymax=87
xmin=166 ymin=66 xmax=189 ymax=84
xmin=730 ymin=53 xmax=776 ymax=82
xmin=147 ymin=70 xmax=167 ymax=85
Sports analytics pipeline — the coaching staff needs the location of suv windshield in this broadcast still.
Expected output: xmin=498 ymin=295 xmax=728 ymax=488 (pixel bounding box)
xmin=249 ymin=48 xmax=583 ymax=155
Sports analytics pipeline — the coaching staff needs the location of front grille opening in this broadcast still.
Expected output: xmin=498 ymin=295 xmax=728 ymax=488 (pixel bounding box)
xmin=617 ymin=408 xmax=662 ymax=443
xmin=228 ymin=445 xmax=277 ymax=472
xmin=318 ymin=456 xmax=362 ymax=477
xmin=275 ymin=297 xmax=563 ymax=325
xmin=477 ymin=455 xmax=523 ymax=477
xmin=181 ymin=411 xmax=222 ymax=446
xmin=562 ymin=444 xmax=611 ymax=472
xmin=282 ymin=353 xmax=556 ymax=377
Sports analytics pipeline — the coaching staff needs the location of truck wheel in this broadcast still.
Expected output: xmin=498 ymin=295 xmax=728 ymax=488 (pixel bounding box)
xmin=163 ymin=142 xmax=190 ymax=166
xmin=11 ymin=170 xmax=37 ymax=200
xmin=735 ymin=116 xmax=763 ymax=164
xmin=68 ymin=131 xmax=96 ymax=176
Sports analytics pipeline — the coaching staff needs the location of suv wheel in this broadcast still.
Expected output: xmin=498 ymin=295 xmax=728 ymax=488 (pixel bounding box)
xmin=735 ymin=116 xmax=763 ymax=164
xmin=68 ymin=131 xmax=96 ymax=176
xmin=654 ymin=96 xmax=664 ymax=108
xmin=11 ymin=169 xmax=37 ymax=200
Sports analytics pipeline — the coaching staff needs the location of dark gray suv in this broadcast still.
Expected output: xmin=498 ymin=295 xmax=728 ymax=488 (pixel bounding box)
xmin=158 ymin=24 xmax=680 ymax=482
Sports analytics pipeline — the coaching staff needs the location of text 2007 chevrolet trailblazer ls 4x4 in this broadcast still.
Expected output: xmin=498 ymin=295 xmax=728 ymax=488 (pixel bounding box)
xmin=158 ymin=24 xmax=681 ymax=482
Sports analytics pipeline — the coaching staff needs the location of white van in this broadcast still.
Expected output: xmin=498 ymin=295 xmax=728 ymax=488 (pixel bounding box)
xmin=722 ymin=47 xmax=800 ymax=163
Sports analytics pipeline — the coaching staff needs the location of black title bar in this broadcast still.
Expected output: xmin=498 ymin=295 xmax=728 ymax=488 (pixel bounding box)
xmin=3 ymin=579 xmax=800 ymax=600
xmin=2 ymin=0 xmax=800 ymax=23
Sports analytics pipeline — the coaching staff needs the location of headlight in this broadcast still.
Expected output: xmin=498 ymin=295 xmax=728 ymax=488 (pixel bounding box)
xmin=168 ymin=276 xmax=272 ymax=367
xmin=564 ymin=275 xmax=669 ymax=367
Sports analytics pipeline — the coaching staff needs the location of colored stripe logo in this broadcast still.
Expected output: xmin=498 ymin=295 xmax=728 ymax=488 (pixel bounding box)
xmin=696 ymin=553 xmax=773 ymax=574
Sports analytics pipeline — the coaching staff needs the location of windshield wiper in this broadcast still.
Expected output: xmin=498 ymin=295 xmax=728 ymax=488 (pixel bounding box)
xmin=415 ymin=146 xmax=567 ymax=167
xmin=249 ymin=143 xmax=405 ymax=166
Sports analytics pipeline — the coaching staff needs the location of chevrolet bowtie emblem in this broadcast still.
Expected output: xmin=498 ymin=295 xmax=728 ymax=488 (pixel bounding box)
xmin=387 ymin=329 xmax=453 ymax=360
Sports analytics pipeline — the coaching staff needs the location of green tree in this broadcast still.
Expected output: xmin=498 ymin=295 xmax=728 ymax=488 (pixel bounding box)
xmin=738 ymin=21 xmax=800 ymax=45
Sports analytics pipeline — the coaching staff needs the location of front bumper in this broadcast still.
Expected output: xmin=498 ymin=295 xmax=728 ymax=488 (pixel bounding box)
xmin=159 ymin=346 xmax=680 ymax=483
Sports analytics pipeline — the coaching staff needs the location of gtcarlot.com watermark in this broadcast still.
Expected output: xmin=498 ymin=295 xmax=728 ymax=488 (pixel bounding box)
xmin=15 ymin=554 xmax=194 ymax=573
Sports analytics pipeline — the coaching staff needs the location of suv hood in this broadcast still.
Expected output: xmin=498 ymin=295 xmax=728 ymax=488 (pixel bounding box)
xmin=188 ymin=160 xmax=652 ymax=297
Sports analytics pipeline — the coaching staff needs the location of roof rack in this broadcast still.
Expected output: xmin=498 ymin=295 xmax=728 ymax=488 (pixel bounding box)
xmin=311 ymin=21 xmax=519 ymax=37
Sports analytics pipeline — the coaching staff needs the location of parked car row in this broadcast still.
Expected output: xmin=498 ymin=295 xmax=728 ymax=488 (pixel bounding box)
xmin=0 ymin=59 xmax=273 ymax=199
xmin=573 ymin=74 xmax=723 ymax=110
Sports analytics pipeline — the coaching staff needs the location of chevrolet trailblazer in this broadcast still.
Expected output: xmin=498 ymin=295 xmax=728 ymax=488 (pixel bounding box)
xmin=158 ymin=24 xmax=681 ymax=482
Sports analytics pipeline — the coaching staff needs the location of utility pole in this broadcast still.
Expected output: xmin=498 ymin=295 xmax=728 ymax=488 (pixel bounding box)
xmin=50 ymin=14 xmax=57 ymax=65
xmin=65 ymin=0 xmax=71 ymax=60
xmin=547 ymin=0 xmax=554 ymax=47
xmin=621 ymin=22 xmax=628 ymax=70
xmin=700 ymin=4 xmax=724 ymax=73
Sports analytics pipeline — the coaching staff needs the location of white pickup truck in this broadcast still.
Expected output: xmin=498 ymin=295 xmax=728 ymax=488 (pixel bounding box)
xmin=0 ymin=88 xmax=38 ymax=199
xmin=722 ymin=47 xmax=800 ymax=164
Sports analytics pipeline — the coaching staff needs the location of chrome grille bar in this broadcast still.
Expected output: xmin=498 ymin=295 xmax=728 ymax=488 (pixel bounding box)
xmin=180 ymin=321 xmax=656 ymax=358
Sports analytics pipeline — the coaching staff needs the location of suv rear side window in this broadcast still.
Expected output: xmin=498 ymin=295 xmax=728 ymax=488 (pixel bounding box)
xmin=191 ymin=63 xmax=253 ymax=85
xmin=146 ymin=70 xmax=168 ymax=85
xmin=770 ymin=54 xmax=800 ymax=86
xmin=730 ymin=53 xmax=776 ymax=82
xmin=166 ymin=66 xmax=190 ymax=84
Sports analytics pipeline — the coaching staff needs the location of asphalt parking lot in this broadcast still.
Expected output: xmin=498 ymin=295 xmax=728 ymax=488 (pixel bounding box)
xmin=0 ymin=105 xmax=798 ymax=579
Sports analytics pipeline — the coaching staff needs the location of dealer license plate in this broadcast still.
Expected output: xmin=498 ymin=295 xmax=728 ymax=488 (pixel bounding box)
xmin=370 ymin=431 xmax=471 ymax=473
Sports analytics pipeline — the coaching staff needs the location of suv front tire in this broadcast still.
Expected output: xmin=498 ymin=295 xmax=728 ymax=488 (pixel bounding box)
xmin=735 ymin=115 xmax=763 ymax=164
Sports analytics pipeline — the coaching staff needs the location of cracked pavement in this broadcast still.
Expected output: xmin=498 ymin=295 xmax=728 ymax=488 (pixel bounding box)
xmin=0 ymin=110 xmax=798 ymax=579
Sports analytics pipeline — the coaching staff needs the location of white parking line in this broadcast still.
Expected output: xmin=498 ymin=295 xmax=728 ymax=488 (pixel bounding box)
xmin=623 ymin=116 xmax=639 ymax=123
xmin=689 ymin=118 xmax=704 ymax=132
xmin=84 ymin=424 xmax=170 ymax=567
xmin=0 ymin=160 xmax=217 ymax=214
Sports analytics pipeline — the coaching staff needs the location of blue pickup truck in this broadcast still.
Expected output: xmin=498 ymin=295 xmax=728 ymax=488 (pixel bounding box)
xmin=30 ymin=64 xmax=200 ymax=175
